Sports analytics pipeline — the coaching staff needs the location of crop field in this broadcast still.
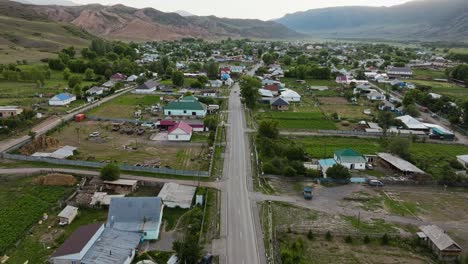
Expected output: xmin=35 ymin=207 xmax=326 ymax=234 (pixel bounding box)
xmin=0 ymin=176 xmax=73 ymax=255
xmin=49 ymin=120 xmax=209 ymax=170
xmin=318 ymin=97 xmax=375 ymax=120
xmin=87 ymin=93 xmax=161 ymax=119
xmin=412 ymin=69 xmax=447 ymax=79
xmin=256 ymin=111 xmax=336 ymax=130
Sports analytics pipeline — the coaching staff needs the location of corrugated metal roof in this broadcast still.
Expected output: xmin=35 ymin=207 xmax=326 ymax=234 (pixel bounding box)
xmin=107 ymin=197 xmax=162 ymax=232
xmin=158 ymin=183 xmax=196 ymax=208
xmin=420 ymin=225 xmax=462 ymax=252
xmin=377 ymin=153 xmax=425 ymax=174
xmin=58 ymin=205 xmax=78 ymax=219
xmin=51 ymin=223 xmax=103 ymax=258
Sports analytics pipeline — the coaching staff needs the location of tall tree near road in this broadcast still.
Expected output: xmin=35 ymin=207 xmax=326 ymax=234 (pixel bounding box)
xmin=239 ymin=76 xmax=261 ymax=109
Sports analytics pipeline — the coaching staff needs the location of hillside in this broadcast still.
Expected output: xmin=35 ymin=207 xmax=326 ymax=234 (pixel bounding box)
xmin=0 ymin=1 xmax=301 ymax=41
xmin=275 ymin=0 xmax=468 ymax=42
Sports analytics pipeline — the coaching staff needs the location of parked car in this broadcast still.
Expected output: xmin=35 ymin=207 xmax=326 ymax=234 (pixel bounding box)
xmin=368 ymin=180 xmax=384 ymax=187
xmin=141 ymin=122 xmax=155 ymax=128
xmin=89 ymin=131 xmax=100 ymax=137
xmin=303 ymin=187 xmax=313 ymax=200
xmin=199 ymin=254 xmax=213 ymax=264
xmin=365 ymin=164 xmax=374 ymax=170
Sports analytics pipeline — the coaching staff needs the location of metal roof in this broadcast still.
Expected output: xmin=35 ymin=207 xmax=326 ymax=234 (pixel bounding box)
xmin=158 ymin=183 xmax=196 ymax=208
xmin=51 ymin=223 xmax=103 ymax=258
xmin=107 ymin=197 xmax=162 ymax=232
xmin=419 ymin=225 xmax=462 ymax=252
xmin=377 ymin=153 xmax=425 ymax=174
xmin=104 ymin=179 xmax=138 ymax=186
xmin=81 ymin=228 xmax=141 ymax=264
xmin=334 ymin=149 xmax=367 ymax=164
xmin=58 ymin=205 xmax=78 ymax=219
xmin=270 ymin=97 xmax=289 ymax=106
xmin=164 ymin=100 xmax=206 ymax=111
xmin=318 ymin=158 xmax=337 ymax=167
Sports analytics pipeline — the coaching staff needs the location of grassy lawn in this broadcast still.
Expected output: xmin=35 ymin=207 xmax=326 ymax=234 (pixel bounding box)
xmin=0 ymin=176 xmax=74 ymax=255
xmin=412 ymin=69 xmax=447 ymax=79
xmin=281 ymin=77 xmax=338 ymax=89
xmin=162 ymin=207 xmax=189 ymax=231
xmin=256 ymin=111 xmax=337 ymax=130
xmin=87 ymin=93 xmax=161 ymax=119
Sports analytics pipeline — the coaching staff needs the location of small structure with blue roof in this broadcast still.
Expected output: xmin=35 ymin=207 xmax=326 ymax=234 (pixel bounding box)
xmin=49 ymin=93 xmax=76 ymax=106
xmin=318 ymin=158 xmax=337 ymax=178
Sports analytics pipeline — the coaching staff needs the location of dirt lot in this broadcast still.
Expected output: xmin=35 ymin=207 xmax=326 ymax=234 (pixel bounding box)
xmin=48 ymin=120 xmax=209 ymax=170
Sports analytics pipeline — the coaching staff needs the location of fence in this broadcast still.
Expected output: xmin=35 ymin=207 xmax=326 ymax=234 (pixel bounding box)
xmin=87 ymin=115 xmax=144 ymax=124
xmin=275 ymin=225 xmax=402 ymax=238
xmin=2 ymin=153 xmax=209 ymax=177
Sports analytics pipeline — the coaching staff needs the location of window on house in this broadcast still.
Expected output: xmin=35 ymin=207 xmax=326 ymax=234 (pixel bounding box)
xmin=183 ymin=110 xmax=187 ymax=114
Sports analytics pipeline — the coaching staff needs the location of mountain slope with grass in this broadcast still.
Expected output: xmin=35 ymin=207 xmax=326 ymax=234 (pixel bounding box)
xmin=276 ymin=0 xmax=468 ymax=41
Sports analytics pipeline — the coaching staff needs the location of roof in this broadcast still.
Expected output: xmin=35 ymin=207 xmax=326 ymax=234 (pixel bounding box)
xmin=179 ymin=95 xmax=197 ymax=102
xmin=264 ymin=84 xmax=279 ymax=92
xmin=157 ymin=183 xmax=197 ymax=208
xmin=107 ymin=197 xmax=162 ymax=232
xmin=270 ymin=97 xmax=289 ymax=106
xmin=457 ymin=155 xmax=468 ymax=163
xmin=136 ymin=80 xmax=157 ymax=90
xmin=334 ymin=149 xmax=367 ymax=164
xmin=51 ymin=223 xmax=103 ymax=258
xmin=164 ymin=100 xmax=206 ymax=111
xmin=259 ymin=89 xmax=274 ymax=97
xmin=81 ymin=228 xmax=141 ymax=264
xmin=388 ymin=67 xmax=412 ymax=74
xmin=52 ymin=93 xmax=74 ymax=101
xmin=90 ymin=192 xmax=125 ymax=206
xmin=419 ymin=225 xmax=462 ymax=252
xmin=58 ymin=205 xmax=78 ymax=219
xmin=104 ymin=179 xmax=138 ymax=186
xmin=396 ymin=115 xmax=428 ymax=130
xmin=318 ymin=158 xmax=337 ymax=167
xmin=51 ymin=145 xmax=77 ymax=159
xmin=377 ymin=153 xmax=425 ymax=174
xmin=280 ymin=89 xmax=301 ymax=98
xmin=168 ymin=121 xmax=193 ymax=135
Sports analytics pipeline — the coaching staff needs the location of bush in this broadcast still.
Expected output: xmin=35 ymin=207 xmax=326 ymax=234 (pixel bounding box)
xmin=381 ymin=233 xmax=390 ymax=245
xmin=282 ymin=166 xmax=297 ymax=177
xmin=100 ymin=163 xmax=120 ymax=181
xmin=344 ymin=235 xmax=353 ymax=244
xmin=262 ymin=162 xmax=278 ymax=175
xmin=325 ymin=231 xmax=332 ymax=241
xmin=307 ymin=230 xmax=314 ymax=240
xmin=363 ymin=235 xmax=371 ymax=244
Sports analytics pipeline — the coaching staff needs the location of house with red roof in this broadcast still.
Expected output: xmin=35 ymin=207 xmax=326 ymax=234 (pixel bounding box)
xmin=110 ymin=73 xmax=127 ymax=82
xmin=168 ymin=121 xmax=193 ymax=141
xmin=264 ymin=84 xmax=280 ymax=95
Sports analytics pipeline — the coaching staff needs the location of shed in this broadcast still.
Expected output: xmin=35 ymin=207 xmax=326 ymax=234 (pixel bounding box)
xmin=318 ymin=158 xmax=337 ymax=178
xmin=103 ymin=179 xmax=138 ymax=195
xmin=49 ymin=93 xmax=76 ymax=106
xmin=90 ymin=192 xmax=125 ymax=206
xmin=270 ymin=97 xmax=289 ymax=111
xmin=419 ymin=225 xmax=462 ymax=261
xmin=158 ymin=183 xmax=197 ymax=209
xmin=377 ymin=152 xmax=425 ymax=175
xmin=58 ymin=205 xmax=78 ymax=225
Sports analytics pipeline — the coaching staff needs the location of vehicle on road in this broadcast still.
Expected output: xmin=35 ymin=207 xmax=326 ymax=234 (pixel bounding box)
xmin=303 ymin=187 xmax=313 ymax=200
xmin=368 ymin=179 xmax=384 ymax=187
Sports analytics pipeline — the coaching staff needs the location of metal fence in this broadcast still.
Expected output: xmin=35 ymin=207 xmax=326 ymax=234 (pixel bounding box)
xmin=2 ymin=153 xmax=209 ymax=177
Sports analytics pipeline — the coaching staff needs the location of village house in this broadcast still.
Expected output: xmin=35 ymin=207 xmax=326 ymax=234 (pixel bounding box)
xmin=158 ymin=183 xmax=197 ymax=209
xmin=135 ymin=80 xmax=157 ymax=94
xmin=168 ymin=121 xmax=193 ymax=141
xmin=126 ymin=75 xmax=138 ymax=82
xmin=103 ymin=179 xmax=138 ymax=195
xmin=86 ymin=86 xmax=104 ymax=96
xmin=0 ymin=106 xmax=23 ymax=118
xmin=201 ymin=89 xmax=216 ymax=97
xmin=107 ymin=197 xmax=164 ymax=240
xmin=318 ymin=158 xmax=337 ymax=178
xmin=387 ymin=67 xmax=413 ymax=79
xmin=264 ymin=84 xmax=280 ymax=95
xmin=418 ymin=225 xmax=462 ymax=262
xmin=48 ymin=93 xmax=76 ymax=106
xmin=163 ymin=95 xmax=207 ymax=117
xmin=208 ymin=79 xmax=223 ymax=88
xmin=333 ymin=149 xmax=367 ymax=170
xmin=270 ymin=97 xmax=289 ymax=111
xmin=396 ymin=115 xmax=429 ymax=132
xmin=110 ymin=73 xmax=127 ymax=82
xmin=279 ymin=89 xmax=301 ymax=102
xmin=366 ymin=90 xmax=385 ymax=101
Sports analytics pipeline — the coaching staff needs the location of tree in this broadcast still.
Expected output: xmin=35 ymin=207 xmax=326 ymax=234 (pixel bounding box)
xmin=172 ymin=234 xmax=203 ymax=264
xmin=136 ymin=76 xmax=147 ymax=85
xmin=387 ymin=137 xmax=411 ymax=160
xmin=378 ymin=111 xmax=395 ymax=136
xmin=197 ymin=75 xmax=208 ymax=85
xmin=204 ymin=115 xmax=219 ymax=131
xmin=381 ymin=233 xmax=390 ymax=245
xmin=326 ymin=164 xmax=351 ymax=180
xmin=403 ymin=104 xmax=420 ymax=117
xmin=68 ymin=75 xmax=82 ymax=89
xmin=363 ymin=235 xmax=371 ymax=244
xmin=61 ymin=46 xmax=76 ymax=58
xmin=297 ymin=55 xmax=308 ymax=65
xmin=48 ymin=58 xmax=65 ymax=71
xmin=73 ymin=84 xmax=83 ymax=99
xmin=307 ymin=230 xmax=314 ymax=240
xmin=283 ymin=55 xmax=292 ymax=66
xmin=262 ymin=53 xmax=274 ymax=65
xmin=63 ymin=68 xmax=71 ymax=80
xmin=325 ymin=231 xmax=333 ymax=241
xmin=100 ymin=163 xmax=120 ymax=181
xmin=239 ymin=76 xmax=261 ymax=109
xmin=258 ymin=120 xmax=279 ymax=139
xmin=171 ymin=71 xmax=185 ymax=86
xmin=205 ymin=61 xmax=219 ymax=79
xmin=84 ymin=68 xmax=95 ymax=81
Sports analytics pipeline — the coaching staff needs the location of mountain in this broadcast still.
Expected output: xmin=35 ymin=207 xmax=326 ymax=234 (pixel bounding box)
xmin=175 ymin=10 xmax=194 ymax=17
xmin=0 ymin=0 xmax=301 ymax=41
xmin=13 ymin=0 xmax=79 ymax=6
xmin=275 ymin=0 xmax=468 ymax=41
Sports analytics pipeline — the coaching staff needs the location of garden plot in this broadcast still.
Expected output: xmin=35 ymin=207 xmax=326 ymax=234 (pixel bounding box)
xmin=87 ymin=93 xmax=161 ymax=119
xmin=48 ymin=120 xmax=210 ymax=170
xmin=318 ymin=96 xmax=373 ymax=121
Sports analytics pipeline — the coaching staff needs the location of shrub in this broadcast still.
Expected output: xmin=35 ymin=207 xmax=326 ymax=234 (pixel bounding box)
xmin=381 ymin=233 xmax=390 ymax=245
xmin=325 ymin=231 xmax=332 ymax=241
xmin=282 ymin=166 xmax=297 ymax=177
xmin=100 ymin=163 xmax=120 ymax=181
xmin=344 ymin=235 xmax=353 ymax=244
xmin=363 ymin=235 xmax=371 ymax=244
xmin=307 ymin=230 xmax=314 ymax=240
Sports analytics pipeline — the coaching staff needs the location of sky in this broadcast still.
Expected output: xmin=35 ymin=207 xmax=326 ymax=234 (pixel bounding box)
xmin=72 ymin=0 xmax=414 ymax=20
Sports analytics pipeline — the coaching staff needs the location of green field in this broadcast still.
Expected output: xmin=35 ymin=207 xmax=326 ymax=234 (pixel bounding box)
xmin=281 ymin=77 xmax=338 ymax=89
xmin=409 ymin=80 xmax=468 ymax=101
xmin=0 ymin=176 xmax=73 ymax=255
xmin=87 ymin=93 xmax=161 ymax=119
xmin=412 ymin=69 xmax=447 ymax=79
xmin=256 ymin=111 xmax=337 ymax=130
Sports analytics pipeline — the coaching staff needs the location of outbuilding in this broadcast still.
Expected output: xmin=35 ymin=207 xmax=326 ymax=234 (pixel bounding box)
xmin=418 ymin=225 xmax=462 ymax=261
xmin=58 ymin=205 xmax=78 ymax=225
xmin=377 ymin=152 xmax=425 ymax=176
xmin=168 ymin=121 xmax=193 ymax=141
xmin=103 ymin=179 xmax=138 ymax=195
xmin=157 ymin=183 xmax=197 ymax=209
xmin=280 ymin=89 xmax=301 ymax=102
xmin=270 ymin=97 xmax=289 ymax=111
xmin=49 ymin=93 xmax=76 ymax=106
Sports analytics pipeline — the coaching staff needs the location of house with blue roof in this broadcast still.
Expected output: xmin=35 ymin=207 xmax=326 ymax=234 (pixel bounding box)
xmin=49 ymin=93 xmax=76 ymax=106
xmin=107 ymin=197 xmax=164 ymax=240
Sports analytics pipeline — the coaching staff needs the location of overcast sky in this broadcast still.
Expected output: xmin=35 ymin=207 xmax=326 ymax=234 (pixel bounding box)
xmin=72 ymin=0 xmax=414 ymax=20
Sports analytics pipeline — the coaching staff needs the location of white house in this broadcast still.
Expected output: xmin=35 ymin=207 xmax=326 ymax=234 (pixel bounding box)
xmin=280 ymin=89 xmax=301 ymax=102
xmin=127 ymin=75 xmax=138 ymax=82
xmin=209 ymin=80 xmax=223 ymax=88
xmin=366 ymin=91 xmax=385 ymax=101
xmin=135 ymin=80 xmax=157 ymax=94
xmin=334 ymin=149 xmax=367 ymax=170
xmin=86 ymin=86 xmax=104 ymax=96
xmin=49 ymin=93 xmax=76 ymax=106
xmin=168 ymin=121 xmax=193 ymax=141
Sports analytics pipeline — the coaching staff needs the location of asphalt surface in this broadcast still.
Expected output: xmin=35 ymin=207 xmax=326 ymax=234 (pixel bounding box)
xmin=219 ymin=83 xmax=262 ymax=264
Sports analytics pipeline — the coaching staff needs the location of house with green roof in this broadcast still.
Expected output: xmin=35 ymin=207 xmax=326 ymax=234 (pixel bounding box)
xmin=163 ymin=96 xmax=207 ymax=117
xmin=333 ymin=148 xmax=367 ymax=170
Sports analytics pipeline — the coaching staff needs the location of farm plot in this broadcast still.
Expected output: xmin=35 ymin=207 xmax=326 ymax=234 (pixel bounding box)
xmin=256 ymin=111 xmax=336 ymax=130
xmin=409 ymin=79 xmax=468 ymax=101
xmin=0 ymin=176 xmax=73 ymax=255
xmin=318 ymin=96 xmax=373 ymax=121
xmin=87 ymin=93 xmax=161 ymax=119
xmin=48 ymin=120 xmax=210 ymax=170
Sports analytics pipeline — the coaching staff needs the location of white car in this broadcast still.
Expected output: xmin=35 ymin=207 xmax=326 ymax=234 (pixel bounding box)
xmin=89 ymin=131 xmax=100 ymax=137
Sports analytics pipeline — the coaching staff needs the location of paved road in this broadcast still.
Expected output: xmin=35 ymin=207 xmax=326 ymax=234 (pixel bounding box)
xmin=0 ymin=168 xmax=221 ymax=189
xmin=0 ymin=88 xmax=133 ymax=153
xmin=219 ymin=83 xmax=263 ymax=264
